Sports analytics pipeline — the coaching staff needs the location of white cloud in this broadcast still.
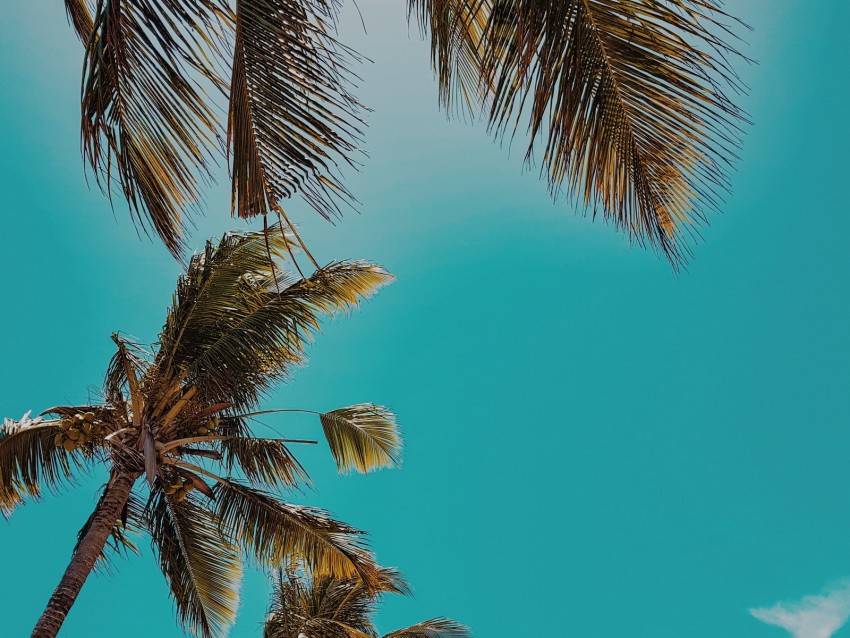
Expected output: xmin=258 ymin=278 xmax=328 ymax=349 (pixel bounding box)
xmin=751 ymin=581 xmax=850 ymax=638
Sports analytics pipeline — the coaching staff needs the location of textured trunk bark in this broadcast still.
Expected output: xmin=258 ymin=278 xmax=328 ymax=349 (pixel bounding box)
xmin=31 ymin=471 xmax=138 ymax=638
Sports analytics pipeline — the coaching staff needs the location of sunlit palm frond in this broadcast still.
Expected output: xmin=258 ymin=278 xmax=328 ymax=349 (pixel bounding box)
xmin=148 ymin=491 xmax=243 ymax=638
xmin=153 ymin=232 xmax=393 ymax=412
xmin=214 ymin=480 xmax=384 ymax=591
xmin=383 ymin=619 xmax=472 ymax=638
xmin=320 ymin=405 xmax=401 ymax=474
xmin=265 ymin=571 xmax=378 ymax=638
xmin=65 ymin=0 xmax=95 ymax=42
xmin=81 ymin=0 xmax=232 ymax=257
xmin=229 ymin=0 xmax=366 ymax=221
xmin=0 ymin=417 xmax=82 ymax=517
xmin=410 ymin=0 xmax=748 ymax=267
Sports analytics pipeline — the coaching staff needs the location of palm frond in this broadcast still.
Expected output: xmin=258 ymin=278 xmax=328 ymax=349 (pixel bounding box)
xmin=0 ymin=417 xmax=81 ymax=517
xmin=383 ymin=619 xmax=472 ymax=638
xmin=65 ymin=0 xmax=95 ymax=42
xmin=228 ymin=0 xmax=366 ymax=221
xmin=221 ymin=433 xmax=311 ymax=488
xmin=104 ymin=334 xmax=151 ymax=415
xmin=407 ymin=0 xmax=490 ymax=115
xmin=81 ymin=0 xmax=232 ymax=257
xmin=320 ymin=405 xmax=402 ymax=474
xmin=265 ymin=571 xmax=378 ymax=638
xmin=148 ymin=490 xmax=242 ymax=638
xmin=153 ymin=231 xmax=393 ymax=412
xmin=410 ymin=0 xmax=748 ymax=267
xmin=214 ymin=480 xmax=384 ymax=591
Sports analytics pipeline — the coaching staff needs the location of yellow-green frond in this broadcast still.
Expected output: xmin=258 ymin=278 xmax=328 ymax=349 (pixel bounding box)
xmin=0 ymin=416 xmax=83 ymax=517
xmin=214 ymin=480 xmax=384 ymax=591
xmin=383 ymin=619 xmax=472 ymax=638
xmin=320 ymin=405 xmax=402 ymax=474
xmin=148 ymin=492 xmax=243 ymax=638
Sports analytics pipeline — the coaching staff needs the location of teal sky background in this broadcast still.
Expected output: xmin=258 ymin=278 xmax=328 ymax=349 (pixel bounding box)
xmin=2 ymin=2 xmax=849 ymax=637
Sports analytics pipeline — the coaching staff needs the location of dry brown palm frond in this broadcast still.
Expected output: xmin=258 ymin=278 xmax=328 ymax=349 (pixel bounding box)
xmin=410 ymin=0 xmax=749 ymax=267
xmin=81 ymin=0 xmax=232 ymax=257
xmin=65 ymin=0 xmax=95 ymax=42
xmin=228 ymin=0 xmax=366 ymax=221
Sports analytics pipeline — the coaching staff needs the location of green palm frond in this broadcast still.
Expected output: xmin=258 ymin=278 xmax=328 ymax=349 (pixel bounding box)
xmin=0 ymin=417 xmax=81 ymax=516
xmin=153 ymin=231 xmax=393 ymax=412
xmin=264 ymin=571 xmax=460 ymax=638
xmin=320 ymin=405 xmax=402 ymax=474
xmin=148 ymin=491 xmax=243 ymax=638
xmin=81 ymin=0 xmax=231 ymax=257
xmin=410 ymin=0 xmax=748 ymax=267
xmin=383 ymin=619 xmax=472 ymax=638
xmin=221 ymin=427 xmax=311 ymax=488
xmin=228 ymin=0 xmax=366 ymax=221
xmin=214 ymin=480 xmax=384 ymax=591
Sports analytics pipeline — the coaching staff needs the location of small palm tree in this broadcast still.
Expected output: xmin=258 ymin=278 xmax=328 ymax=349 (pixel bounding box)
xmin=1 ymin=231 xmax=402 ymax=638
xmin=63 ymin=0 xmax=747 ymax=267
xmin=264 ymin=569 xmax=471 ymax=638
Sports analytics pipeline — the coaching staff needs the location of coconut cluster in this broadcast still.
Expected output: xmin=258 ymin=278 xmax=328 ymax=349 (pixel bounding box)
xmin=163 ymin=475 xmax=196 ymax=502
xmin=54 ymin=412 xmax=101 ymax=452
xmin=196 ymin=416 xmax=220 ymax=436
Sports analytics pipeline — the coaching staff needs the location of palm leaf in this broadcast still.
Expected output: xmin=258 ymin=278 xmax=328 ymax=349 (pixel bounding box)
xmin=383 ymin=620 xmax=472 ymax=638
xmin=228 ymin=0 xmax=366 ymax=221
xmin=81 ymin=0 xmax=231 ymax=257
xmin=65 ymin=0 xmax=95 ymax=42
xmin=221 ymin=431 xmax=311 ymax=488
xmin=265 ymin=571 xmax=378 ymax=638
xmin=410 ymin=0 xmax=749 ymax=267
xmin=0 ymin=417 xmax=81 ymax=516
xmin=214 ymin=480 xmax=384 ymax=591
xmin=320 ymin=405 xmax=402 ymax=474
xmin=153 ymin=231 xmax=393 ymax=412
xmin=148 ymin=491 xmax=243 ymax=638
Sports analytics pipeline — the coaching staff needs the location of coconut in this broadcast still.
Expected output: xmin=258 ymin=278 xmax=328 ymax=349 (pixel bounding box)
xmin=54 ymin=433 xmax=65 ymax=446
xmin=66 ymin=429 xmax=80 ymax=441
xmin=197 ymin=426 xmax=209 ymax=435
xmin=73 ymin=414 xmax=84 ymax=423
xmin=62 ymin=439 xmax=76 ymax=452
xmin=83 ymin=412 xmax=95 ymax=423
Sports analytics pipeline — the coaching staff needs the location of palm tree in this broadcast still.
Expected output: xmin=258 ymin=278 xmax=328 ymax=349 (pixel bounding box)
xmin=62 ymin=0 xmax=747 ymax=268
xmin=264 ymin=569 xmax=471 ymax=638
xmin=1 ymin=231 xmax=402 ymax=638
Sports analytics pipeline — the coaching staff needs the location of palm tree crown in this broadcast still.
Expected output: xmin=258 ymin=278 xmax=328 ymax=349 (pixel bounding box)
xmin=264 ymin=569 xmax=471 ymax=638
xmin=1 ymin=231 xmax=401 ymax=638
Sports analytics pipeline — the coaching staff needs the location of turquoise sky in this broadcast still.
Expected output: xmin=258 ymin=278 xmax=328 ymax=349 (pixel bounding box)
xmin=2 ymin=2 xmax=849 ymax=637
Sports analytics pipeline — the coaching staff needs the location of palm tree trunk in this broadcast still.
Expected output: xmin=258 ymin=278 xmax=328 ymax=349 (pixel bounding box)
xmin=31 ymin=471 xmax=138 ymax=638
